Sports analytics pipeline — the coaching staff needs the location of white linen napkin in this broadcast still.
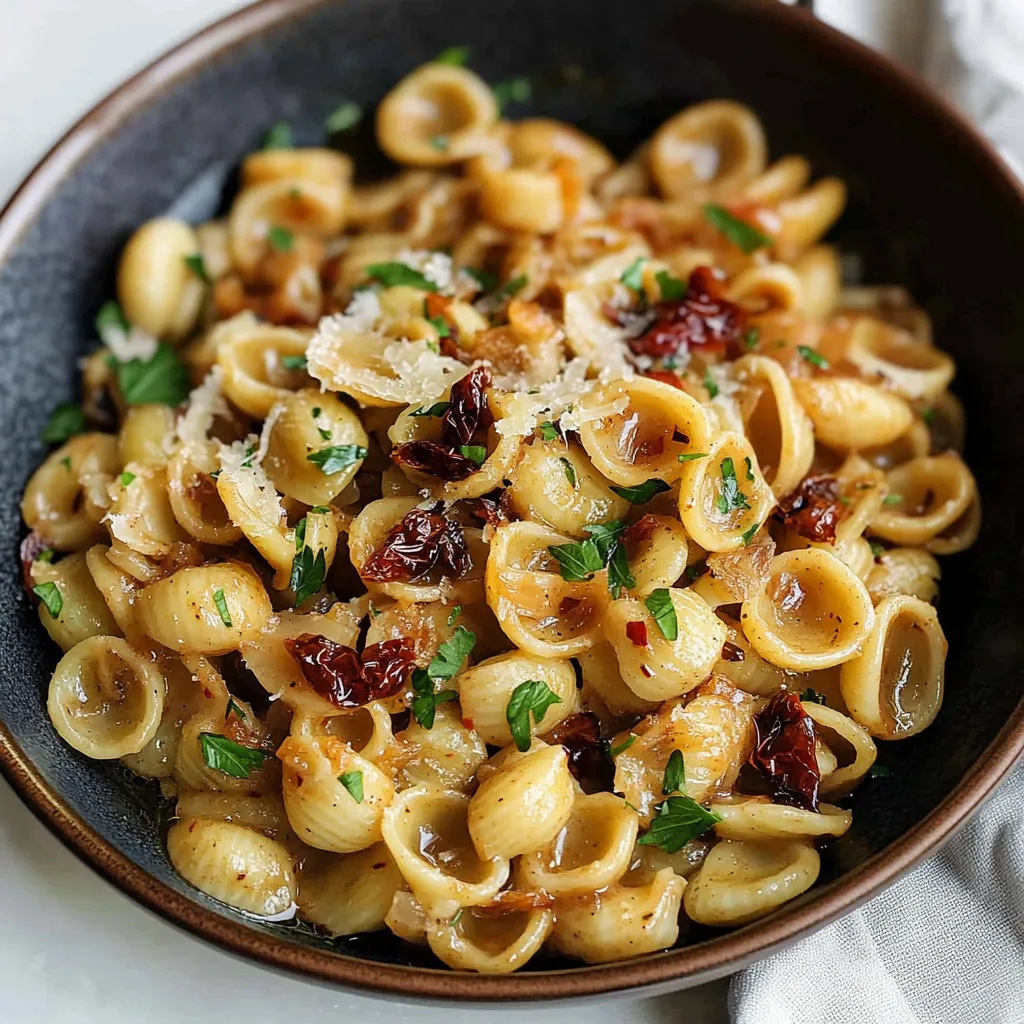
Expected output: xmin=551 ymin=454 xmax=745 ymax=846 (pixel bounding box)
xmin=730 ymin=2 xmax=1024 ymax=1020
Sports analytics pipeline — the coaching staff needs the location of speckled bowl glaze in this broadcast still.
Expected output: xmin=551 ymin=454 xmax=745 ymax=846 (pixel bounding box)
xmin=1 ymin=0 xmax=1022 ymax=1004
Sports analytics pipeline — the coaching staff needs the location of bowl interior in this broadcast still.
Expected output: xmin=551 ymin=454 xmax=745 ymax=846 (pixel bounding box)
xmin=1 ymin=0 xmax=1022 ymax=999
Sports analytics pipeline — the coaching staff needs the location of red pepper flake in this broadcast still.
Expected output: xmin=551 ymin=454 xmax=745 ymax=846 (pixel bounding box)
xmin=625 ymin=620 xmax=649 ymax=647
xmin=284 ymin=633 xmax=416 ymax=708
xmin=640 ymin=664 xmax=654 ymax=678
xmin=461 ymin=717 xmax=475 ymax=731
xmin=773 ymin=475 xmax=847 ymax=545
xmin=19 ymin=531 xmax=51 ymax=593
xmin=749 ymin=691 xmax=820 ymax=811
xmin=547 ymin=712 xmax=615 ymax=794
xmin=721 ymin=640 xmax=746 ymax=662
xmin=630 ymin=266 xmax=746 ymax=358
xmin=360 ymin=507 xmax=471 ymax=583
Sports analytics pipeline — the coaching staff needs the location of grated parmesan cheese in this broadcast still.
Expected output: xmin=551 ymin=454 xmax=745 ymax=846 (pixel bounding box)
xmin=100 ymin=321 xmax=159 ymax=363
xmin=396 ymin=249 xmax=454 ymax=293
xmin=706 ymin=363 xmax=741 ymax=398
xmin=176 ymin=366 xmax=229 ymax=448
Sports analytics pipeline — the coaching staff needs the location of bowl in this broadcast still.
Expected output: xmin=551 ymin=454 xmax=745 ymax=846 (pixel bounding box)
xmin=1 ymin=0 xmax=1022 ymax=1003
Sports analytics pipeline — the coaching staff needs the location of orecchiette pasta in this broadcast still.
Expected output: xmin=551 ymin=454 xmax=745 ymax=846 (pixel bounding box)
xmin=24 ymin=70 xmax=975 ymax=972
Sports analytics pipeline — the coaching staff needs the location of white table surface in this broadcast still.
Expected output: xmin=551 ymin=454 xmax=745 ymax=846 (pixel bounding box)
xmin=0 ymin=2 xmax=912 ymax=1021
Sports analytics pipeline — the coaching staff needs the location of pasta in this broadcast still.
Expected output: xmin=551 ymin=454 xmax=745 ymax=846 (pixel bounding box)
xmin=21 ymin=59 xmax=977 ymax=973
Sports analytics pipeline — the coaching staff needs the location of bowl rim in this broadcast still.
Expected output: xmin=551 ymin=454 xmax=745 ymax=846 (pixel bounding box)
xmin=2 ymin=0 xmax=1024 ymax=1003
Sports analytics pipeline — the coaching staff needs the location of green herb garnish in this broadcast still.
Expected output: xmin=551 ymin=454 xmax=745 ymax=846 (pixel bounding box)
xmin=702 ymin=203 xmax=772 ymax=254
xmin=324 ymin=102 xmax=363 ymax=134
xmin=506 ymin=679 xmax=562 ymax=752
xmin=41 ymin=403 xmax=86 ymax=444
xmin=459 ymin=445 xmax=487 ymax=466
xmin=262 ymin=121 xmax=294 ymax=150
xmin=365 ymin=261 xmax=437 ymax=291
xmin=662 ymin=749 xmax=685 ymax=795
xmin=32 ymin=582 xmax=63 ymax=619
xmin=644 ymin=588 xmax=677 ymax=641
xmin=716 ymin=457 xmax=751 ymax=515
xmin=636 ymin=795 xmax=721 ymax=853
xmin=797 ymin=345 xmax=829 ymax=370
xmin=212 ymin=587 xmax=232 ymax=627
xmin=199 ymin=733 xmax=269 ymax=779
xmin=184 ymin=253 xmax=209 ymax=283
xmin=434 ymin=45 xmax=470 ymax=65
xmin=609 ymin=734 xmax=637 ymax=758
xmin=338 ymin=770 xmax=364 ymax=803
xmin=609 ymin=479 xmax=671 ymax=505
xmin=307 ymin=445 xmax=368 ymax=474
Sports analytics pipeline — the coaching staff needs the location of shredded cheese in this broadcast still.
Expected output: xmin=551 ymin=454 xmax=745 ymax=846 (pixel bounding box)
xmin=176 ymin=367 xmax=229 ymax=448
xmin=396 ymin=248 xmax=454 ymax=293
xmin=100 ymin=322 xmax=159 ymax=363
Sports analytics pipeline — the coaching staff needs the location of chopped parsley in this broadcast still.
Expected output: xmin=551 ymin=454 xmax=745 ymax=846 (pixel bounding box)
xmin=538 ymin=421 xmax=560 ymax=442
xmin=280 ymin=354 xmax=308 ymax=370
xmin=636 ymin=795 xmax=721 ymax=853
xmin=434 ymin=45 xmax=470 ymax=65
xmin=59 ymin=456 xmax=72 ymax=471
xmin=338 ymin=770 xmax=364 ymax=803
xmin=95 ymin=299 xmax=129 ymax=337
xmin=620 ymin=256 xmax=648 ymax=292
xmin=559 ymin=456 xmax=577 ymax=488
xmin=607 ymin=542 xmax=635 ymax=599
xmin=547 ymin=519 xmax=627 ymax=583
xmin=797 ymin=345 xmax=829 ymax=369
xmin=446 ymin=604 xmax=462 ymax=626
xmin=411 ymin=401 xmax=451 ymax=418
xmin=655 ymin=270 xmax=686 ymax=301
xmin=506 ymin=679 xmax=562 ymax=752
xmin=465 ymin=266 xmax=499 ymax=292
xmin=119 ymin=471 xmax=136 ymax=487
xmin=199 ymin=733 xmax=269 ymax=779
xmin=662 ymin=749 xmax=685 ymax=795
xmin=609 ymin=734 xmax=637 ymax=758
xmin=744 ymin=456 xmax=755 ymax=481
xmin=493 ymin=77 xmax=531 ymax=111
xmin=365 ymin=261 xmax=437 ymax=291
xmin=267 ymin=225 xmax=295 ymax=252
xmin=429 ymin=135 xmax=450 ymax=152
xmin=716 ymin=457 xmax=751 ymax=515
xmin=869 ymin=540 xmax=886 ymax=558
xmin=212 ymin=587 xmax=232 ymax=627
xmin=702 ymin=203 xmax=772 ymax=254
xmin=113 ymin=343 xmax=191 ymax=407
xmin=800 ymin=688 xmax=828 ymax=705
xmin=290 ymin=535 xmax=327 ymax=607
xmin=262 ymin=121 xmax=294 ymax=150
xmin=704 ymin=370 xmax=720 ymax=399
xmin=609 ymin=478 xmax=671 ymax=505
xmin=226 ymin=697 xmax=247 ymax=721
xmin=678 ymin=452 xmax=709 ymax=463
xmin=41 ymin=403 xmax=86 ymax=444
xmin=882 ymin=494 xmax=903 ymax=505
xmin=459 ymin=445 xmax=487 ymax=466
xmin=869 ymin=763 xmax=894 ymax=779
xmin=644 ymin=588 xmax=677 ymax=641
xmin=184 ymin=253 xmax=209 ymax=283
xmin=307 ymin=445 xmax=368 ymax=474
xmin=32 ymin=582 xmax=63 ymax=619
xmin=494 ymin=273 xmax=528 ymax=302
xmin=922 ymin=407 xmax=936 ymax=424
xmin=324 ymin=101 xmax=362 ymax=134
xmin=426 ymin=314 xmax=450 ymax=337
xmin=744 ymin=326 xmax=760 ymax=350
xmin=741 ymin=523 xmax=760 ymax=546
xmin=450 ymin=908 xmax=464 ymax=929
xmin=410 ymin=625 xmax=476 ymax=728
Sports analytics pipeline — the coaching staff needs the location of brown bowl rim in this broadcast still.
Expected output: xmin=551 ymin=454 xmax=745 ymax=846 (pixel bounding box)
xmin=2 ymin=0 xmax=1023 ymax=1004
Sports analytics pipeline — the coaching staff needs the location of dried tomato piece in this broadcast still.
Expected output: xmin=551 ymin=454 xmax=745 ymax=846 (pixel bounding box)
xmin=625 ymin=620 xmax=649 ymax=647
xmin=547 ymin=712 xmax=615 ymax=794
xmin=465 ymin=495 xmax=511 ymax=528
xmin=749 ymin=691 xmax=820 ymax=811
xmin=721 ymin=640 xmax=746 ymax=662
xmin=440 ymin=365 xmax=493 ymax=447
xmin=361 ymin=638 xmax=418 ymax=695
xmin=19 ymin=531 xmax=51 ymax=593
xmin=285 ymin=633 xmax=415 ymax=708
xmin=623 ymin=514 xmax=659 ymax=546
xmin=360 ymin=508 xmax=471 ymax=583
xmin=774 ymin=475 xmax=847 ymax=545
xmin=643 ymin=369 xmax=687 ymax=390
xmin=630 ymin=266 xmax=746 ymax=358
xmin=391 ymin=440 xmax=482 ymax=481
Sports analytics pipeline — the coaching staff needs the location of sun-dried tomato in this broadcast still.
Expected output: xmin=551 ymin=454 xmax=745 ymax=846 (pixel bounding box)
xmin=623 ymin=514 xmax=659 ymax=546
xmin=390 ymin=440 xmax=482 ymax=481
xmin=630 ymin=266 xmax=746 ymax=358
xmin=19 ymin=531 xmax=51 ymax=593
xmin=643 ymin=369 xmax=687 ymax=390
xmin=360 ymin=507 xmax=471 ymax=583
xmin=721 ymin=641 xmax=746 ymax=662
xmin=440 ymin=365 xmax=493 ymax=447
xmin=465 ymin=495 xmax=511 ymax=528
xmin=625 ymin=620 xmax=649 ymax=647
xmin=547 ymin=712 xmax=616 ymax=794
xmin=284 ymin=633 xmax=415 ymax=708
xmin=774 ymin=475 xmax=847 ymax=545
xmin=749 ymin=691 xmax=820 ymax=811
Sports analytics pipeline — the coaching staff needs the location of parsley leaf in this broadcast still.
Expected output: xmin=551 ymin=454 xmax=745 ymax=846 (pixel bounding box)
xmin=427 ymin=314 xmax=450 ymax=337
xmin=410 ymin=671 xmax=458 ymax=730
xmin=446 ymin=604 xmax=462 ymax=627
xmin=41 ymin=403 xmax=86 ymax=444
xmin=702 ymin=203 xmax=772 ymax=254
xmin=199 ymin=733 xmax=269 ymax=779
xmin=607 ymin=542 xmax=635 ymax=599
xmin=32 ymin=581 xmax=63 ymax=619
xmin=267 ymin=225 xmax=294 ymax=252
xmin=429 ymin=134 xmax=450 ymax=152
xmin=411 ymin=401 xmax=451 ymax=418
xmin=212 ymin=587 xmax=232 ymax=627
xmin=548 ymin=520 xmax=627 ymax=583
xmin=704 ymin=370 xmax=720 ymax=399
xmin=582 ymin=520 xmax=628 ymax=563
xmin=716 ymin=457 xmax=751 ymax=515
xmin=434 ymin=45 xmax=470 ymax=65
xmin=494 ymin=273 xmax=528 ymax=302
xmin=744 ymin=456 xmax=755 ymax=481
xmin=882 ymin=494 xmax=903 ymax=505
xmin=678 ymin=452 xmax=709 ymax=463
xmin=744 ymin=326 xmax=760 ymax=350
xmin=95 ymin=299 xmax=129 ymax=337
xmin=324 ymin=102 xmax=362 ymax=134
xmin=184 ymin=253 xmax=210 ymax=283
xmin=869 ymin=763 xmax=894 ymax=779
xmin=119 ymin=471 xmax=136 ymax=487
xmin=307 ymin=445 xmax=368 ymax=474
xmin=800 ymin=688 xmax=827 ymax=705
xmin=636 ymin=795 xmax=721 ymax=853
xmin=645 ymin=588 xmax=678 ymax=641
xmin=662 ymin=749 xmax=685 ymax=795
xmin=280 ymin=354 xmax=308 ymax=370
xmin=506 ymin=679 xmax=562 ymax=752
xmin=226 ymin=697 xmax=247 ymax=721
xmin=427 ymin=624 xmax=476 ymax=680
xmin=465 ymin=267 xmax=499 ymax=292
xmin=114 ymin=344 xmax=191 ymax=407
xmin=797 ymin=345 xmax=829 ymax=369
xmin=365 ymin=261 xmax=437 ymax=291
xmin=338 ymin=770 xmax=364 ymax=803
xmin=869 ymin=540 xmax=886 ymax=558
xmin=655 ymin=270 xmax=687 ymax=301
xmin=290 ymin=543 xmax=327 ymax=606
xmin=538 ymin=420 xmax=560 ymax=441
xmin=559 ymin=456 xmax=577 ymax=488
xmin=493 ymin=77 xmax=532 ymax=111
xmin=741 ymin=523 xmax=760 ymax=546
xmin=459 ymin=445 xmax=487 ymax=466
xmin=922 ymin=407 xmax=936 ymax=424
xmin=262 ymin=121 xmax=293 ymax=150
xmin=620 ymin=256 xmax=648 ymax=292
xmin=609 ymin=478 xmax=671 ymax=505
xmin=609 ymin=734 xmax=637 ymax=758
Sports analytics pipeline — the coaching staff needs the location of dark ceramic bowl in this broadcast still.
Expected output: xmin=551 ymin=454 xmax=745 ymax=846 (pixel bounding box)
xmin=1 ymin=0 xmax=1022 ymax=1004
